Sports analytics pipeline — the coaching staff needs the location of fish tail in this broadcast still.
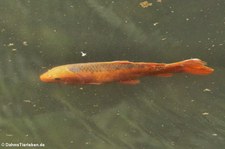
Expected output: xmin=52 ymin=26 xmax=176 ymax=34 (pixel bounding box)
xmin=171 ymin=58 xmax=214 ymax=75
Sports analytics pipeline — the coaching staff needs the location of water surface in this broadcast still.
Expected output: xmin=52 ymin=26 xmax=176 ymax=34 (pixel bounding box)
xmin=0 ymin=0 xmax=225 ymax=149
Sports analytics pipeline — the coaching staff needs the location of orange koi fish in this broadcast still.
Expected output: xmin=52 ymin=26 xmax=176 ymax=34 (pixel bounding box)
xmin=40 ymin=59 xmax=213 ymax=85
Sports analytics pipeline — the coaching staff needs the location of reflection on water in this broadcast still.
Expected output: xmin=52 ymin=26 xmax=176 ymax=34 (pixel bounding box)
xmin=0 ymin=0 xmax=225 ymax=148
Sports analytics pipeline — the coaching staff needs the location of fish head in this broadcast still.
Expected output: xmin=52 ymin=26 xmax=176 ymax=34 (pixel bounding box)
xmin=40 ymin=65 xmax=77 ymax=83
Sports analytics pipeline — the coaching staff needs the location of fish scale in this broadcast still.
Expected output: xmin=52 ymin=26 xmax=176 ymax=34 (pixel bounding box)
xmin=68 ymin=63 xmax=142 ymax=73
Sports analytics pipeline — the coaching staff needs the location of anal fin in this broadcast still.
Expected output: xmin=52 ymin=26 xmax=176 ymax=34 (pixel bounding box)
xmin=118 ymin=79 xmax=140 ymax=85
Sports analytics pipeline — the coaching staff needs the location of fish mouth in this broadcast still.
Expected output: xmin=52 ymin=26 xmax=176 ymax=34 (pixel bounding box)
xmin=40 ymin=73 xmax=53 ymax=83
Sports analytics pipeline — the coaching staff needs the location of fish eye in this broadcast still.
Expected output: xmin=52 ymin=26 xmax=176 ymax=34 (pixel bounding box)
xmin=54 ymin=78 xmax=61 ymax=81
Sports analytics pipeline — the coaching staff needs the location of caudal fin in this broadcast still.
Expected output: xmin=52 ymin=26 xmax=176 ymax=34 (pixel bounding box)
xmin=180 ymin=59 xmax=214 ymax=75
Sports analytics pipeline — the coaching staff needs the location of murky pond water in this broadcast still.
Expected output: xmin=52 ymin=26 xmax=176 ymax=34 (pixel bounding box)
xmin=0 ymin=0 xmax=225 ymax=149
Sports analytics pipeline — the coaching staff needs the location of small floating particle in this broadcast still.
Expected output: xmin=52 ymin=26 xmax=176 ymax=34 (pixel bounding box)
xmin=8 ymin=43 xmax=14 ymax=47
xmin=212 ymin=133 xmax=218 ymax=136
xmin=202 ymin=112 xmax=209 ymax=116
xmin=23 ymin=41 xmax=28 ymax=46
xmin=140 ymin=1 xmax=152 ymax=8
xmin=116 ymin=110 xmax=120 ymax=116
xmin=161 ymin=37 xmax=167 ymax=41
xmin=186 ymin=18 xmax=190 ymax=21
xmin=81 ymin=51 xmax=87 ymax=57
xmin=203 ymin=88 xmax=211 ymax=92
xmin=156 ymin=0 xmax=162 ymax=2
xmin=153 ymin=22 xmax=159 ymax=26
xmin=12 ymin=48 xmax=17 ymax=52
xmin=23 ymin=100 xmax=31 ymax=103
xmin=70 ymin=140 xmax=74 ymax=143
xmin=6 ymin=134 xmax=13 ymax=137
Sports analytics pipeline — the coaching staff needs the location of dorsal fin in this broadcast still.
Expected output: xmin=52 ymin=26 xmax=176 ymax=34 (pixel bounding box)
xmin=112 ymin=61 xmax=131 ymax=64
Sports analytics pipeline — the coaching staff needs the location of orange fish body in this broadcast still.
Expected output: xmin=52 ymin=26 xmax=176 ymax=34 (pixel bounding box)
xmin=40 ymin=59 xmax=214 ymax=85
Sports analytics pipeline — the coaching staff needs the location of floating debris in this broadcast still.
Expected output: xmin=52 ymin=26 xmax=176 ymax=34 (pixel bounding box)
xmin=161 ymin=37 xmax=167 ymax=41
xmin=81 ymin=51 xmax=87 ymax=57
xmin=156 ymin=0 xmax=162 ymax=2
xmin=140 ymin=1 xmax=152 ymax=8
xmin=202 ymin=112 xmax=209 ymax=116
xmin=212 ymin=133 xmax=218 ymax=136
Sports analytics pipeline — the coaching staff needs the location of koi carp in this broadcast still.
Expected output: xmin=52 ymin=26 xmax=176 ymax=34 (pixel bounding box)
xmin=40 ymin=58 xmax=213 ymax=85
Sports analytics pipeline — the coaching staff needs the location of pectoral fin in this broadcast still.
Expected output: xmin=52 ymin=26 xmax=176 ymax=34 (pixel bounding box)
xmin=118 ymin=79 xmax=140 ymax=85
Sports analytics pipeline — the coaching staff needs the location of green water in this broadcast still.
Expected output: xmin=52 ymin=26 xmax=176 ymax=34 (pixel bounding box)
xmin=0 ymin=0 xmax=225 ymax=149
